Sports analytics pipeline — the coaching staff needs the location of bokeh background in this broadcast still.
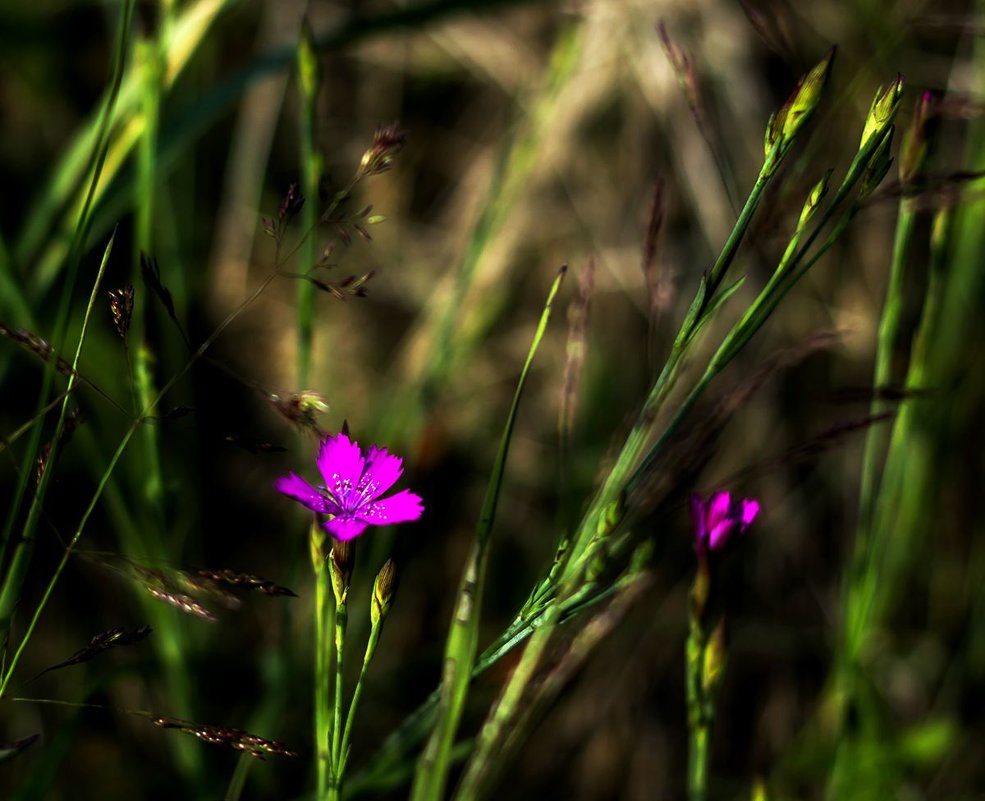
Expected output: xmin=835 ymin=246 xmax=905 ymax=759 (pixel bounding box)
xmin=1 ymin=0 xmax=984 ymax=799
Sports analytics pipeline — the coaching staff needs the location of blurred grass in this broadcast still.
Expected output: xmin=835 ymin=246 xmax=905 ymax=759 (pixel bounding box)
xmin=1 ymin=1 xmax=985 ymax=799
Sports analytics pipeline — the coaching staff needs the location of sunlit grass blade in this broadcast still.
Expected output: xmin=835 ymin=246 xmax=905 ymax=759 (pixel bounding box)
xmin=410 ymin=265 xmax=567 ymax=801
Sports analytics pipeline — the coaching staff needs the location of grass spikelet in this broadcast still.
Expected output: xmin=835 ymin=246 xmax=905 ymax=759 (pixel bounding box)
xmin=0 ymin=322 xmax=77 ymax=378
xmin=0 ymin=733 xmax=39 ymax=763
xmin=145 ymin=587 xmax=218 ymax=623
xmin=107 ymin=283 xmax=134 ymax=341
xmin=195 ymin=569 xmax=297 ymax=598
xmin=267 ymin=390 xmax=330 ymax=436
xmin=150 ymin=716 xmax=297 ymax=760
xmin=31 ymin=625 xmax=151 ymax=680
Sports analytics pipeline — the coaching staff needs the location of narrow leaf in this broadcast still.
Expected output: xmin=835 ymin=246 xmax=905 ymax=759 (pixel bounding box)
xmin=411 ymin=266 xmax=567 ymax=801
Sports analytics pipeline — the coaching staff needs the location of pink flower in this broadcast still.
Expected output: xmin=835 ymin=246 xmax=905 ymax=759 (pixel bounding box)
xmin=690 ymin=491 xmax=759 ymax=553
xmin=275 ymin=432 xmax=424 ymax=541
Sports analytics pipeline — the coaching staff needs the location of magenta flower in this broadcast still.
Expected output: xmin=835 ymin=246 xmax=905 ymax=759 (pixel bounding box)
xmin=690 ymin=491 xmax=759 ymax=553
xmin=275 ymin=432 xmax=424 ymax=541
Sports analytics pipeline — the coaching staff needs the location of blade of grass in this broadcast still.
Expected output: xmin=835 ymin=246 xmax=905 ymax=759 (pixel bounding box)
xmin=0 ymin=230 xmax=117 ymax=695
xmin=0 ymin=0 xmax=135 ymax=650
xmin=409 ymin=265 xmax=567 ymax=801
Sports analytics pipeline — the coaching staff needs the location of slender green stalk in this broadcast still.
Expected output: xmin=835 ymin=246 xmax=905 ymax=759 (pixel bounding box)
xmin=224 ymin=756 xmax=251 ymax=801
xmin=328 ymin=598 xmax=348 ymax=801
xmin=0 ymin=0 xmax=135 ymax=648
xmin=296 ymin=19 xmax=321 ymax=389
xmin=338 ymin=622 xmax=382 ymax=777
xmin=688 ymin=726 xmax=710 ymax=801
xmin=0 ymin=232 xmax=118 ymax=695
xmin=410 ymin=267 xmax=566 ymax=801
xmin=314 ymin=549 xmax=332 ymax=797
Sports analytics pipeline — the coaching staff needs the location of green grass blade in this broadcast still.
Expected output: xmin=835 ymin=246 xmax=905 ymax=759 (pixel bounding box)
xmin=410 ymin=266 xmax=567 ymax=801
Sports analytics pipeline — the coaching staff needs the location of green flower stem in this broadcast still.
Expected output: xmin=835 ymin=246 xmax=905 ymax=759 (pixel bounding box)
xmin=314 ymin=558 xmax=332 ymax=797
xmin=296 ymin=20 xmax=321 ymax=389
xmin=685 ymin=613 xmax=710 ymax=801
xmin=0 ymin=0 xmax=134 ymax=650
xmin=410 ymin=268 xmax=566 ymax=801
xmin=338 ymin=620 xmax=384 ymax=778
xmin=328 ymin=597 xmax=349 ymax=801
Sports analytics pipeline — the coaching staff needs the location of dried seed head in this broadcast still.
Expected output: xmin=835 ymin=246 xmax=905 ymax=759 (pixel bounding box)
xmin=359 ymin=123 xmax=406 ymax=177
xmin=31 ymin=625 xmax=152 ymax=681
xmin=196 ymin=569 xmax=297 ymax=597
xmin=108 ymin=284 xmax=135 ymax=341
xmin=151 ymin=716 xmax=297 ymax=759
xmin=269 ymin=390 xmax=330 ymax=436
xmin=145 ymin=586 xmax=217 ymax=622
xmin=371 ymin=558 xmax=397 ymax=627
xmin=279 ymin=181 xmax=305 ymax=223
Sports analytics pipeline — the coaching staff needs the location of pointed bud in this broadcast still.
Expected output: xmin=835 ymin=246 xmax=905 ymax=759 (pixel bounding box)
xmin=329 ymin=539 xmax=355 ymax=605
xmin=309 ymin=518 xmax=327 ymax=573
xmin=860 ymin=75 xmax=904 ymax=151
xmin=371 ymin=559 xmax=397 ymax=627
xmin=596 ymin=492 xmax=626 ymax=539
xmin=701 ymin=618 xmax=728 ymax=696
xmin=899 ymin=90 xmax=936 ymax=184
xmin=765 ymin=48 xmax=835 ymax=157
xmin=860 ymin=126 xmax=895 ymax=197
xmin=799 ymin=170 xmax=832 ymax=228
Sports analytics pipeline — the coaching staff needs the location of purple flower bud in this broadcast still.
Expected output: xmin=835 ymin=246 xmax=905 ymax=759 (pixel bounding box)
xmin=690 ymin=491 xmax=760 ymax=553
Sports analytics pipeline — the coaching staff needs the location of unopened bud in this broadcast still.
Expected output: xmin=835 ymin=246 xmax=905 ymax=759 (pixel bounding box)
xmin=596 ymin=492 xmax=625 ymax=540
xmin=860 ymin=126 xmax=895 ymax=197
xmin=371 ymin=559 xmax=397 ymax=627
xmin=899 ymin=90 xmax=936 ymax=184
xmin=329 ymin=539 xmax=355 ymax=605
xmin=860 ymin=75 xmax=904 ymax=151
xmin=765 ymin=48 xmax=835 ymax=157
xmin=798 ymin=170 xmax=832 ymax=228
xmin=701 ymin=618 xmax=728 ymax=696
xmin=309 ymin=518 xmax=327 ymax=573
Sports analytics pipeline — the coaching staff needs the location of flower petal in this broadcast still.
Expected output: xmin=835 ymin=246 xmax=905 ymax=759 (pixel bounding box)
xmin=324 ymin=516 xmax=369 ymax=542
xmin=359 ymin=445 xmax=404 ymax=499
xmin=357 ymin=489 xmax=424 ymax=526
xmin=274 ymin=473 xmax=331 ymax=514
xmin=706 ymin=492 xmax=732 ymax=530
xmin=317 ymin=433 xmax=365 ymax=502
xmin=707 ymin=519 xmax=735 ymax=551
xmin=740 ymin=499 xmax=760 ymax=528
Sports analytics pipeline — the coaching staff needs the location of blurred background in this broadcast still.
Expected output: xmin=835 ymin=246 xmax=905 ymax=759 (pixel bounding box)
xmin=1 ymin=0 xmax=984 ymax=799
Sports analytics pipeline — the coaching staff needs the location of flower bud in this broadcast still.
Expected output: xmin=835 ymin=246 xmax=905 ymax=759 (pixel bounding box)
xmin=309 ymin=517 xmax=327 ymax=573
xmin=765 ymin=48 xmax=835 ymax=157
xmin=371 ymin=559 xmax=397 ymax=628
xmin=701 ymin=618 xmax=728 ymax=696
xmin=329 ymin=539 xmax=355 ymax=605
xmin=860 ymin=126 xmax=895 ymax=198
xmin=860 ymin=75 xmax=904 ymax=151
xmin=798 ymin=170 xmax=832 ymax=229
xmin=899 ymin=90 xmax=935 ymax=184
